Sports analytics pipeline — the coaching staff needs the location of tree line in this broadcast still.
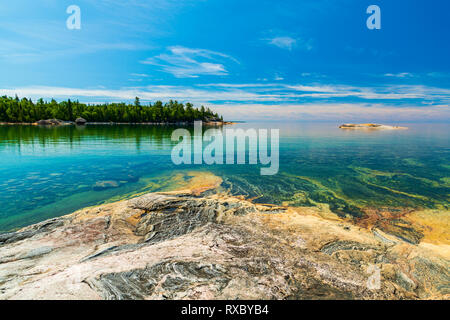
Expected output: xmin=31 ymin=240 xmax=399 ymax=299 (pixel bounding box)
xmin=0 ymin=96 xmax=223 ymax=123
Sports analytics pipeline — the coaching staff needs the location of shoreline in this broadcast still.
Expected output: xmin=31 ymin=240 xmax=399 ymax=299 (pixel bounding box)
xmin=0 ymin=171 xmax=448 ymax=300
xmin=0 ymin=121 xmax=235 ymax=126
xmin=2 ymin=170 xmax=448 ymax=248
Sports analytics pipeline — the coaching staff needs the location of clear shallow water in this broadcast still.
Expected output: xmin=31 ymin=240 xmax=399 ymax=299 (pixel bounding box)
xmin=0 ymin=122 xmax=449 ymax=232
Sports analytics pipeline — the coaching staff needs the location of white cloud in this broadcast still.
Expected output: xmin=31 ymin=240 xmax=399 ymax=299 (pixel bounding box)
xmin=274 ymin=75 xmax=284 ymax=81
xmin=384 ymin=72 xmax=414 ymax=78
xmin=2 ymin=82 xmax=449 ymax=121
xmin=264 ymin=36 xmax=313 ymax=51
xmin=300 ymin=72 xmax=327 ymax=78
xmin=130 ymin=73 xmax=149 ymax=77
xmin=4 ymin=83 xmax=449 ymax=104
xmin=268 ymin=36 xmax=296 ymax=50
xmin=140 ymin=46 xmax=238 ymax=78
xmin=211 ymin=103 xmax=450 ymax=122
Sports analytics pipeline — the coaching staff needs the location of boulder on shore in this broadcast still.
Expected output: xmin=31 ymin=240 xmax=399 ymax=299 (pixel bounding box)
xmin=75 ymin=117 xmax=87 ymax=125
xmin=36 ymin=119 xmax=73 ymax=126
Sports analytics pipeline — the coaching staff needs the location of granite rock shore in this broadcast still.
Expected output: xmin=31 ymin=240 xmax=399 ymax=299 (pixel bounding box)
xmin=0 ymin=188 xmax=448 ymax=300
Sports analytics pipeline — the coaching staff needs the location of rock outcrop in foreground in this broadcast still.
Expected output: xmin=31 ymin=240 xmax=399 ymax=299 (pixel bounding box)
xmin=0 ymin=189 xmax=448 ymax=300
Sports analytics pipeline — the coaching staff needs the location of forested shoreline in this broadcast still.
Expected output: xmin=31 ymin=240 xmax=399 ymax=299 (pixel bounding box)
xmin=0 ymin=96 xmax=223 ymax=123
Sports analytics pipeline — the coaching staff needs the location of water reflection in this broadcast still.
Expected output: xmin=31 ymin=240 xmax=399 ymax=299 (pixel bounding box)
xmin=0 ymin=122 xmax=448 ymax=232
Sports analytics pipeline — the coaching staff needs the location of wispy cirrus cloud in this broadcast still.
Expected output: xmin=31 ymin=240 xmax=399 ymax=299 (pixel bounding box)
xmin=140 ymin=46 xmax=239 ymax=78
xmin=198 ymin=82 xmax=450 ymax=102
xmin=210 ymin=103 xmax=450 ymax=122
xmin=130 ymin=73 xmax=150 ymax=77
xmin=3 ymin=82 xmax=449 ymax=105
xmin=0 ymin=20 xmax=151 ymax=63
xmin=384 ymin=72 xmax=414 ymax=78
xmin=274 ymin=75 xmax=284 ymax=81
xmin=2 ymin=82 xmax=449 ymax=121
xmin=263 ymin=36 xmax=313 ymax=51
xmin=267 ymin=36 xmax=297 ymax=50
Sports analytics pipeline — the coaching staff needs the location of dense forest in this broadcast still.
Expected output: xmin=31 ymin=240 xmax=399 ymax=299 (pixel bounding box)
xmin=0 ymin=95 xmax=223 ymax=123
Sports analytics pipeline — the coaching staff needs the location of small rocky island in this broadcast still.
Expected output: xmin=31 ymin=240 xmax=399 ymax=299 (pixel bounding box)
xmin=0 ymin=172 xmax=447 ymax=300
xmin=339 ymin=124 xmax=408 ymax=130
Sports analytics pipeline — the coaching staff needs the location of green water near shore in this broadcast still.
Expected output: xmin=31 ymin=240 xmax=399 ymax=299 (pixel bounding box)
xmin=0 ymin=122 xmax=449 ymax=231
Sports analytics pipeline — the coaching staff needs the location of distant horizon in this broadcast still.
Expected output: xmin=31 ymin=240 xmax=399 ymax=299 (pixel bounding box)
xmin=3 ymin=93 xmax=450 ymax=123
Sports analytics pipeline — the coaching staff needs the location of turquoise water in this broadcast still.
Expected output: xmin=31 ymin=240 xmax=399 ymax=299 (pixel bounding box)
xmin=0 ymin=122 xmax=449 ymax=232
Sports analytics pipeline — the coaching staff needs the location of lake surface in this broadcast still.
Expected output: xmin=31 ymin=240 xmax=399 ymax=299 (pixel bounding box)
xmin=0 ymin=122 xmax=449 ymax=232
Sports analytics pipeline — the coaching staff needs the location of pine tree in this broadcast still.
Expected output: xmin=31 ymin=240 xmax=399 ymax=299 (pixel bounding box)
xmin=0 ymin=96 xmax=222 ymax=124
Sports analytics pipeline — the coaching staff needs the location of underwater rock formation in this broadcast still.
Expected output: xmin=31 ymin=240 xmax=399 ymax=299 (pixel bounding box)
xmin=0 ymin=190 xmax=448 ymax=300
xmin=93 ymin=180 xmax=121 ymax=191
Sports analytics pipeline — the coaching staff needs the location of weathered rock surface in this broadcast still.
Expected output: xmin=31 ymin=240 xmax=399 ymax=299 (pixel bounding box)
xmin=339 ymin=124 xmax=408 ymax=130
xmin=0 ymin=190 xmax=448 ymax=300
xmin=35 ymin=119 xmax=73 ymax=126
xmin=75 ymin=117 xmax=87 ymax=125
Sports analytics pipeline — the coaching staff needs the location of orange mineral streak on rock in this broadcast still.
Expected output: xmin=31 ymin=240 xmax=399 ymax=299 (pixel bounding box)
xmin=404 ymin=210 xmax=450 ymax=246
xmin=184 ymin=171 xmax=223 ymax=195
xmin=351 ymin=206 xmax=450 ymax=260
xmin=158 ymin=171 xmax=223 ymax=196
xmin=356 ymin=207 xmax=414 ymax=229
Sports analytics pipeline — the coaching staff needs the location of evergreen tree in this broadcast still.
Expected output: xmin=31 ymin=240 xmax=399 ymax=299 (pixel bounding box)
xmin=0 ymin=96 xmax=222 ymax=124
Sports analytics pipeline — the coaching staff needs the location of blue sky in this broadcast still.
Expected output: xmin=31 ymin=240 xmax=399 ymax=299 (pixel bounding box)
xmin=1 ymin=0 xmax=449 ymax=121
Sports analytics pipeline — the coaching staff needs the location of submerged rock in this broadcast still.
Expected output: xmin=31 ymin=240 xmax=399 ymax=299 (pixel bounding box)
xmin=0 ymin=190 xmax=448 ymax=300
xmin=93 ymin=180 xmax=120 ymax=191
